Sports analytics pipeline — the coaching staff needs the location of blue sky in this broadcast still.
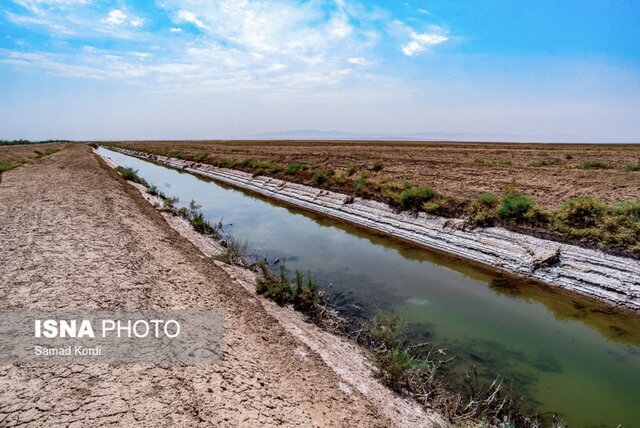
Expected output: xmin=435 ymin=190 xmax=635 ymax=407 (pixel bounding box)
xmin=1 ymin=0 xmax=639 ymax=141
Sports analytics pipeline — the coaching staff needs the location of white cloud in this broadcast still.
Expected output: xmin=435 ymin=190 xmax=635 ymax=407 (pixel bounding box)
xmin=417 ymin=8 xmax=429 ymax=15
xmin=102 ymin=9 xmax=144 ymax=28
xmin=169 ymin=27 xmax=183 ymax=33
xmin=347 ymin=57 xmax=367 ymax=66
xmin=176 ymin=10 xmax=207 ymax=30
xmin=103 ymin=9 xmax=127 ymax=26
xmin=401 ymin=29 xmax=448 ymax=56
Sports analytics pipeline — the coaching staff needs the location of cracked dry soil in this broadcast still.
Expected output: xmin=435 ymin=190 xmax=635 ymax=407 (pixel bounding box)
xmin=0 ymin=144 xmax=393 ymax=427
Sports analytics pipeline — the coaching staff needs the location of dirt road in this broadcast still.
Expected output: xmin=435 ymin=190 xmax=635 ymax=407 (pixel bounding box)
xmin=0 ymin=144 xmax=397 ymax=427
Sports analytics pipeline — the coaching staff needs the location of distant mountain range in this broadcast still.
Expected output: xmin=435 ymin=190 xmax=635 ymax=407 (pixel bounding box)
xmin=232 ymin=129 xmax=633 ymax=144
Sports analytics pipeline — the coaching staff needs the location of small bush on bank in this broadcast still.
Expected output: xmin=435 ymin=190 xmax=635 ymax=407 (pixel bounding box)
xmin=0 ymin=161 xmax=14 ymax=172
xmin=286 ymin=163 xmax=309 ymax=174
xmin=115 ymin=166 xmax=146 ymax=184
xmin=497 ymin=194 xmax=535 ymax=220
xmin=528 ymin=158 xmax=565 ymax=167
xmin=194 ymin=151 xmax=208 ymax=161
xmin=312 ymin=169 xmax=335 ymax=185
xmin=422 ymin=196 xmax=457 ymax=216
xmin=396 ymin=186 xmax=436 ymax=211
xmin=255 ymin=264 xmax=324 ymax=315
xmin=371 ymin=161 xmax=384 ymax=171
xmin=576 ymin=160 xmax=613 ymax=170
xmin=147 ymin=185 xmax=167 ymax=199
xmin=347 ymin=163 xmax=362 ymax=176
xmin=623 ymin=163 xmax=640 ymax=172
xmin=216 ymin=236 xmax=249 ymax=265
xmin=468 ymin=193 xmax=499 ymax=226
xmin=554 ymin=196 xmax=606 ymax=229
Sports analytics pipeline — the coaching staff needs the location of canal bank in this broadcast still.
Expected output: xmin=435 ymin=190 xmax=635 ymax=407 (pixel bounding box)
xmin=112 ymin=147 xmax=640 ymax=312
xmin=99 ymin=146 xmax=640 ymax=427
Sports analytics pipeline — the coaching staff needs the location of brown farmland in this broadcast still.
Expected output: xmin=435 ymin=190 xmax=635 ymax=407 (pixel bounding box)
xmin=111 ymin=140 xmax=640 ymax=210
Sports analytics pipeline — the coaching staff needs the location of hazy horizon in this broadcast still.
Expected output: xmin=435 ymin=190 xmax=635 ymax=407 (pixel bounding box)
xmin=1 ymin=1 xmax=639 ymax=142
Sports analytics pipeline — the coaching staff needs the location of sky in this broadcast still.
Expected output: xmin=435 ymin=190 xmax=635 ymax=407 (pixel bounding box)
xmin=1 ymin=0 xmax=639 ymax=142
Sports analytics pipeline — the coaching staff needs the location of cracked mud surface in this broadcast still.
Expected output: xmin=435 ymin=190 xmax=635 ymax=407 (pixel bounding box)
xmin=0 ymin=144 xmax=395 ymax=427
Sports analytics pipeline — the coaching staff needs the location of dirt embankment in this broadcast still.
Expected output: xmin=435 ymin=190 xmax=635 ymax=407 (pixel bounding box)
xmin=111 ymin=140 xmax=640 ymax=210
xmin=0 ymin=144 xmax=437 ymax=427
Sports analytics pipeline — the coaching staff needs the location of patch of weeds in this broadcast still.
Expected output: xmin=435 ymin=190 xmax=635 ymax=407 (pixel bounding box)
xmin=576 ymin=159 xmax=613 ymax=170
xmin=286 ymin=163 xmax=309 ymax=174
xmin=43 ymin=148 xmax=59 ymax=156
xmin=88 ymin=142 xmax=99 ymax=149
xmin=189 ymin=211 xmax=218 ymax=235
xmin=474 ymin=159 xmax=485 ymax=165
xmin=147 ymin=185 xmax=166 ymax=199
xmin=423 ymin=196 xmax=458 ymax=216
xmin=194 ymin=151 xmax=208 ymax=162
xmin=216 ymin=236 xmax=249 ymax=265
xmin=312 ymin=168 xmax=335 ymax=185
xmin=354 ymin=177 xmax=366 ymax=189
xmin=255 ymin=263 xmax=325 ymax=316
xmin=346 ymin=163 xmax=363 ymax=176
xmin=162 ymin=196 xmax=179 ymax=210
xmin=213 ymin=158 xmax=234 ymax=168
xmin=238 ymin=158 xmax=255 ymax=168
xmin=0 ymin=161 xmax=14 ymax=172
xmin=469 ymin=193 xmax=499 ymax=226
xmin=371 ymin=161 xmax=384 ymax=171
xmin=497 ymin=194 xmax=535 ymax=221
xmin=528 ymin=158 xmax=565 ymax=167
xmin=115 ymin=166 xmax=146 ymax=185
xmin=396 ymin=186 xmax=436 ymax=211
xmin=623 ymin=163 xmax=640 ymax=172
xmin=334 ymin=173 xmax=347 ymax=185
xmin=554 ymin=196 xmax=606 ymax=230
xmin=270 ymin=165 xmax=283 ymax=174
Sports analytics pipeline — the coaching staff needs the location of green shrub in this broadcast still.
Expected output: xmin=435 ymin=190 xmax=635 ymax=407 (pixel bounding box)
xmin=528 ymin=158 xmax=565 ymax=167
xmin=554 ymin=196 xmax=606 ymax=229
xmin=270 ymin=165 xmax=283 ymax=174
xmin=396 ymin=186 xmax=436 ymax=210
xmin=194 ymin=151 xmax=208 ymax=161
xmin=469 ymin=193 xmax=499 ymax=226
xmin=346 ymin=163 xmax=362 ymax=176
xmin=216 ymin=236 xmax=248 ymax=265
xmin=623 ymin=163 xmax=640 ymax=172
xmin=371 ymin=161 xmax=384 ymax=171
xmin=255 ymin=264 xmax=323 ymax=314
xmin=214 ymin=158 xmax=234 ymax=168
xmin=115 ymin=166 xmax=145 ymax=184
xmin=0 ymin=161 xmax=14 ymax=172
xmin=422 ymin=196 xmax=453 ymax=215
xmin=147 ymin=185 xmax=166 ymax=199
xmin=43 ymin=148 xmax=59 ymax=156
xmin=497 ymin=194 xmax=535 ymax=220
xmin=239 ymin=158 xmax=255 ymax=168
xmin=311 ymin=169 xmax=334 ymax=185
xmin=286 ymin=163 xmax=309 ymax=174
xmin=354 ymin=177 xmax=366 ymax=188
xmin=576 ymin=160 xmax=613 ymax=170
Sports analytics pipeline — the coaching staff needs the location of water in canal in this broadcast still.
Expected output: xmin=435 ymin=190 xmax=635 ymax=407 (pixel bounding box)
xmin=100 ymin=148 xmax=640 ymax=427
